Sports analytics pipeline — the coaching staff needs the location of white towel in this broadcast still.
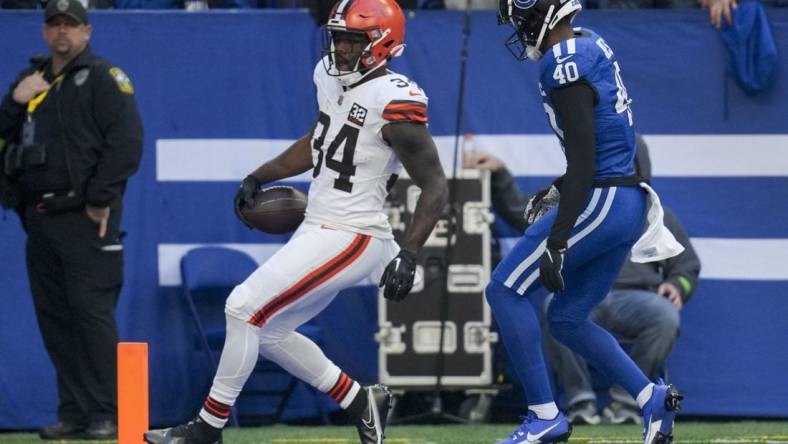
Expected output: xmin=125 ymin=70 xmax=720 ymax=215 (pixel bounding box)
xmin=630 ymin=183 xmax=685 ymax=263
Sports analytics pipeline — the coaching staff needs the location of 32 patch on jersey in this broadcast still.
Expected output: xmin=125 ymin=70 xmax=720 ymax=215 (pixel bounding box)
xmin=348 ymin=103 xmax=367 ymax=126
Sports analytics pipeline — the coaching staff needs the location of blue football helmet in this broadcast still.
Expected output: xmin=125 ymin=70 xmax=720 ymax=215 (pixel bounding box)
xmin=497 ymin=0 xmax=582 ymax=61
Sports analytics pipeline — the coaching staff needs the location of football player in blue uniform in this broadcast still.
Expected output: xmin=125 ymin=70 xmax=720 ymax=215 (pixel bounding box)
xmin=489 ymin=0 xmax=683 ymax=443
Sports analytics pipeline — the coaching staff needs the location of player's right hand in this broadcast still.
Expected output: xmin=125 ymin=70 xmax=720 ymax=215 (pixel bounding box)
xmin=539 ymin=247 xmax=565 ymax=293
xmin=234 ymin=175 xmax=260 ymax=229
xmin=379 ymin=249 xmax=418 ymax=302
xmin=12 ymin=72 xmax=50 ymax=105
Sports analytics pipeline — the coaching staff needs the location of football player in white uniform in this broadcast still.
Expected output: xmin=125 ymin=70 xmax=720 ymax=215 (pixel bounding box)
xmin=144 ymin=0 xmax=447 ymax=443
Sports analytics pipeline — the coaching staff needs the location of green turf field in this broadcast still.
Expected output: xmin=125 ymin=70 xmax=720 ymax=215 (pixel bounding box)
xmin=2 ymin=421 xmax=788 ymax=444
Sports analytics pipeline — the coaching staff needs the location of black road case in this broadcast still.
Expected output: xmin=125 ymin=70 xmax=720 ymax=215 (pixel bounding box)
xmin=377 ymin=170 xmax=498 ymax=388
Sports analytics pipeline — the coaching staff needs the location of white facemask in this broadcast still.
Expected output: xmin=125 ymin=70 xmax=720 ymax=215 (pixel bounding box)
xmin=526 ymin=45 xmax=544 ymax=61
xmin=331 ymin=59 xmax=386 ymax=87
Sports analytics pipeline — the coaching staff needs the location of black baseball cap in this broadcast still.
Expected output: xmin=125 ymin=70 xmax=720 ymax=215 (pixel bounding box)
xmin=45 ymin=0 xmax=88 ymax=25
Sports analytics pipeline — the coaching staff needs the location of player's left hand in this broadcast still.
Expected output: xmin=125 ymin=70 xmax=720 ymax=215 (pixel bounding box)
xmin=379 ymin=249 xmax=418 ymax=302
xmin=539 ymin=247 xmax=565 ymax=293
xmin=658 ymin=282 xmax=683 ymax=310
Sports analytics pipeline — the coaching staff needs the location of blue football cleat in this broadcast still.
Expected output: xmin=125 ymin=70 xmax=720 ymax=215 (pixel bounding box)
xmin=642 ymin=379 xmax=684 ymax=444
xmin=494 ymin=411 xmax=572 ymax=444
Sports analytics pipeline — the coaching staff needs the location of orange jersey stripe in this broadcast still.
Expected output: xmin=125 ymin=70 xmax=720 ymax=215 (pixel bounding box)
xmin=383 ymin=110 xmax=427 ymax=118
xmin=384 ymin=100 xmax=427 ymax=115
xmin=383 ymin=105 xmax=427 ymax=114
xmin=383 ymin=112 xmax=428 ymax=123
xmin=387 ymin=99 xmax=427 ymax=107
xmin=384 ymin=107 xmax=427 ymax=115
xmin=384 ymin=103 xmax=427 ymax=111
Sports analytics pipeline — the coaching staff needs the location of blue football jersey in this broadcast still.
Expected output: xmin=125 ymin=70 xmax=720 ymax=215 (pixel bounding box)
xmin=538 ymin=28 xmax=636 ymax=180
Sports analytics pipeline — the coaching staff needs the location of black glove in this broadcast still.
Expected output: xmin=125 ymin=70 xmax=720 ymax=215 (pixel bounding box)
xmin=539 ymin=247 xmax=565 ymax=293
xmin=234 ymin=175 xmax=260 ymax=229
xmin=379 ymin=249 xmax=418 ymax=302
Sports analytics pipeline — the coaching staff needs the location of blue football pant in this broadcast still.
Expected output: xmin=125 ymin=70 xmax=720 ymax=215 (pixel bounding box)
xmin=544 ymin=288 xmax=680 ymax=407
xmin=487 ymin=186 xmax=651 ymax=405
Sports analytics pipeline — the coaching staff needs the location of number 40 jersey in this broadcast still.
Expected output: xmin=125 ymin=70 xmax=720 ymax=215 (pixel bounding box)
xmin=305 ymin=57 xmax=429 ymax=239
xmin=539 ymin=28 xmax=637 ymax=180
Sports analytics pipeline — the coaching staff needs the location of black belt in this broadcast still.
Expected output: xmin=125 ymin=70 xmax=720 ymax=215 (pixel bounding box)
xmin=24 ymin=189 xmax=83 ymax=214
xmin=592 ymin=175 xmax=646 ymax=188
xmin=553 ymin=175 xmax=646 ymax=191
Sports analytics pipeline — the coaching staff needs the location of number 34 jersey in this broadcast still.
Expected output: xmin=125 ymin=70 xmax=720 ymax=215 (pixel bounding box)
xmin=305 ymin=57 xmax=429 ymax=239
xmin=539 ymin=28 xmax=637 ymax=180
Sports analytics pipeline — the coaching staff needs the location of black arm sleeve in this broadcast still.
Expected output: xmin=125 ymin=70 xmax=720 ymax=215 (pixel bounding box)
xmin=661 ymin=208 xmax=701 ymax=302
xmin=490 ymin=167 xmax=530 ymax=232
xmin=547 ymin=82 xmax=597 ymax=250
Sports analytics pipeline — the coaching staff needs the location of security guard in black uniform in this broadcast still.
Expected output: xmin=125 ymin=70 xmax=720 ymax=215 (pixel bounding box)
xmin=0 ymin=0 xmax=142 ymax=439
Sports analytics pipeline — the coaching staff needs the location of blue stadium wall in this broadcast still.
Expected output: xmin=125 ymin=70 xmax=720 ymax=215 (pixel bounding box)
xmin=1 ymin=9 xmax=787 ymax=428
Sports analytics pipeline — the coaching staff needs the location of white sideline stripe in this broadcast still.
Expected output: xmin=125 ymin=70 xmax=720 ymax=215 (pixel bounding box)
xmin=155 ymin=134 xmax=788 ymax=181
xmin=157 ymin=243 xmax=374 ymax=287
xmin=644 ymin=135 xmax=788 ymax=177
xmin=498 ymin=237 xmax=788 ymax=281
xmin=160 ymin=237 xmax=788 ymax=286
xmin=691 ymin=238 xmax=788 ymax=281
xmin=155 ymin=139 xmax=312 ymax=182
xmin=158 ymin=243 xmax=280 ymax=286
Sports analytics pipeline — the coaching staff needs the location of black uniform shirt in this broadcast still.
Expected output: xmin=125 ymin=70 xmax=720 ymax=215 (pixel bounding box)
xmin=0 ymin=46 xmax=143 ymax=207
xmin=20 ymin=62 xmax=71 ymax=193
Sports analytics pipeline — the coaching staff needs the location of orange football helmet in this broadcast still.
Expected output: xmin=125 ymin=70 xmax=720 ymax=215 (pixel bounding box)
xmin=323 ymin=0 xmax=406 ymax=86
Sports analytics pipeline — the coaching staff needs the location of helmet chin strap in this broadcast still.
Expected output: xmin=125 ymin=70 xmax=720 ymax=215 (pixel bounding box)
xmin=529 ymin=2 xmax=581 ymax=60
xmin=329 ymin=38 xmax=386 ymax=87
xmin=525 ymin=46 xmax=543 ymax=61
xmin=526 ymin=4 xmax=555 ymax=61
xmin=336 ymin=58 xmax=387 ymax=87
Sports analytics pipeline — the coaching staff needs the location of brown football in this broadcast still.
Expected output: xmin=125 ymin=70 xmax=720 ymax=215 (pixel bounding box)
xmin=241 ymin=186 xmax=307 ymax=234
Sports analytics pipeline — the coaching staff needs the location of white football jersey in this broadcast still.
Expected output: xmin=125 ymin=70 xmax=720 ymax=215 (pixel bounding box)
xmin=304 ymin=57 xmax=429 ymax=239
